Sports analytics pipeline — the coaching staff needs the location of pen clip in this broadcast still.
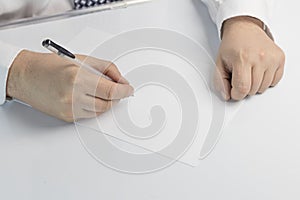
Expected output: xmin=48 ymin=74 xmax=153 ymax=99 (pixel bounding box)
xmin=42 ymin=39 xmax=76 ymax=59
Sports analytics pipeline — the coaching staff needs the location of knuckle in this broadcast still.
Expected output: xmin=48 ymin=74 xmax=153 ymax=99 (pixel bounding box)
xmin=104 ymin=62 xmax=117 ymax=73
xmin=258 ymin=50 xmax=267 ymax=61
xmin=66 ymin=66 xmax=79 ymax=85
xmin=101 ymin=101 xmax=112 ymax=112
xmin=248 ymin=89 xmax=257 ymax=96
xmin=258 ymin=89 xmax=266 ymax=94
xmin=106 ymin=82 xmax=116 ymax=99
xmin=270 ymin=47 xmax=285 ymax=65
xmin=258 ymin=49 xmax=274 ymax=65
xmin=278 ymin=71 xmax=284 ymax=81
xmin=238 ymin=49 xmax=250 ymax=62
xmin=235 ymin=82 xmax=251 ymax=94
xmin=279 ymin=49 xmax=286 ymax=63
xmin=103 ymin=101 xmax=110 ymax=111
xmin=93 ymin=100 xmax=105 ymax=112
xmin=271 ymin=82 xmax=278 ymax=87
xmin=94 ymin=100 xmax=103 ymax=112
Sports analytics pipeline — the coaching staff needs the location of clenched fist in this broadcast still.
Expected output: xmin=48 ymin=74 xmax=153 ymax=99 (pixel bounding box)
xmin=214 ymin=16 xmax=285 ymax=101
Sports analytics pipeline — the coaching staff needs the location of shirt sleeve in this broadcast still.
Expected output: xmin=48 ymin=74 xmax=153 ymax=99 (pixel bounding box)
xmin=0 ymin=41 xmax=23 ymax=105
xmin=0 ymin=0 xmax=72 ymax=20
xmin=201 ymin=0 xmax=275 ymax=38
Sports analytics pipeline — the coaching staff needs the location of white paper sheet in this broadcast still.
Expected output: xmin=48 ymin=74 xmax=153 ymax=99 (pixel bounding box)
xmin=69 ymin=27 xmax=243 ymax=167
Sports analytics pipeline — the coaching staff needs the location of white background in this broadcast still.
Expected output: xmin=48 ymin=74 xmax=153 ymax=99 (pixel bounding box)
xmin=0 ymin=0 xmax=299 ymax=199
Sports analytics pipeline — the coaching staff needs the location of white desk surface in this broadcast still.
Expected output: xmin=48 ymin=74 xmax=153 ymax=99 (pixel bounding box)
xmin=0 ymin=0 xmax=299 ymax=199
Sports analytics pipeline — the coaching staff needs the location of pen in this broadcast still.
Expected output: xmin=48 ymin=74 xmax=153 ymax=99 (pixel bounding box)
xmin=42 ymin=39 xmax=103 ymax=76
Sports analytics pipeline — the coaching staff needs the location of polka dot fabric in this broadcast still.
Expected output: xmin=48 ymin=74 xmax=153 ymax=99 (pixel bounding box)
xmin=74 ymin=0 xmax=123 ymax=10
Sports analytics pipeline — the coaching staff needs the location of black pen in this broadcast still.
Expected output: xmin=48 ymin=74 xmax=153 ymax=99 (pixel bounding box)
xmin=42 ymin=39 xmax=102 ymax=76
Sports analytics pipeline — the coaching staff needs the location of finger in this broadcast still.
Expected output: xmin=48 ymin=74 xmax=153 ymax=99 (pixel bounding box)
xmin=249 ymin=67 xmax=264 ymax=96
xmin=77 ymin=55 xmax=129 ymax=84
xmin=214 ymin=56 xmax=231 ymax=100
xmin=231 ymin=63 xmax=252 ymax=101
xmin=82 ymin=95 xmax=120 ymax=113
xmin=95 ymin=77 xmax=134 ymax=100
xmin=258 ymin=69 xmax=276 ymax=94
xmin=102 ymin=62 xmax=129 ymax=84
xmin=78 ymin=70 xmax=134 ymax=100
xmin=271 ymin=62 xmax=284 ymax=87
xmin=73 ymin=96 xmax=106 ymax=120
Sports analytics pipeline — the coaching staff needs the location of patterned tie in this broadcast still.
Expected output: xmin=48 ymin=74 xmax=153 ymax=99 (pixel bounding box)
xmin=74 ymin=0 xmax=123 ymax=10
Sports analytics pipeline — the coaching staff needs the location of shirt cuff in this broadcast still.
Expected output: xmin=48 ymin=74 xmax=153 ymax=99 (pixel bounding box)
xmin=216 ymin=0 xmax=273 ymax=38
xmin=0 ymin=41 xmax=23 ymax=105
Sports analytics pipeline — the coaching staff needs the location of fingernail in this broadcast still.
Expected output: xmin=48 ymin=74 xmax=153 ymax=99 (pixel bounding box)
xmin=129 ymin=88 xmax=135 ymax=97
xmin=130 ymin=91 xmax=135 ymax=97
xmin=221 ymin=92 xmax=228 ymax=100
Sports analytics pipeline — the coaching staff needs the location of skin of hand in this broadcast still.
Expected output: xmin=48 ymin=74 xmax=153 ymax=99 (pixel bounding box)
xmin=6 ymin=50 xmax=134 ymax=122
xmin=214 ymin=16 xmax=286 ymax=101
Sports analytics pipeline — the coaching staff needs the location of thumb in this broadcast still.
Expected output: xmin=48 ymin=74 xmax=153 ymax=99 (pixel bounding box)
xmin=214 ymin=56 xmax=231 ymax=100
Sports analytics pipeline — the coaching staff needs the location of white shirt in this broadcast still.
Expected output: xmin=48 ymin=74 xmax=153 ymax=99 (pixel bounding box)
xmin=0 ymin=0 xmax=72 ymax=22
xmin=0 ymin=0 xmax=274 ymax=105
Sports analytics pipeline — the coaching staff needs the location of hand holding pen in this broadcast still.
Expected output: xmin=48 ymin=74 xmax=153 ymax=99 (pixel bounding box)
xmin=6 ymin=40 xmax=134 ymax=122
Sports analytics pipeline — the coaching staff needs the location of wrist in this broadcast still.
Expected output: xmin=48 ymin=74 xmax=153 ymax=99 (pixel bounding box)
xmin=7 ymin=50 xmax=31 ymax=100
xmin=221 ymin=16 xmax=265 ymax=39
